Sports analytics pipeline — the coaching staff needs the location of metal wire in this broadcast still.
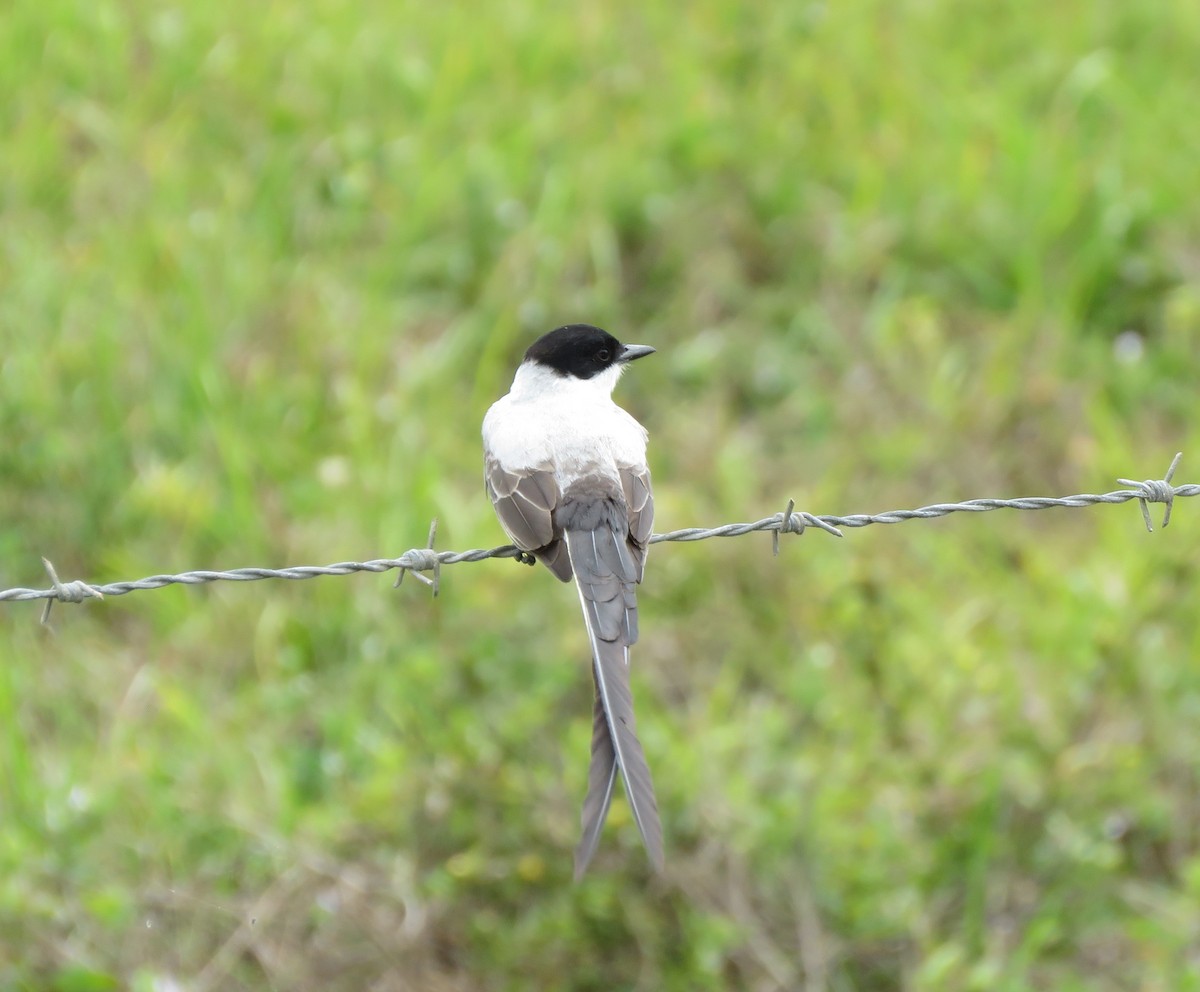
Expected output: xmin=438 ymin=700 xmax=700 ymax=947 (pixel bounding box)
xmin=2 ymin=453 xmax=1191 ymax=620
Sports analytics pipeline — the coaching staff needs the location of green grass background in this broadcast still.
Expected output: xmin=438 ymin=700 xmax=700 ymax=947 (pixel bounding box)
xmin=3 ymin=0 xmax=1200 ymax=988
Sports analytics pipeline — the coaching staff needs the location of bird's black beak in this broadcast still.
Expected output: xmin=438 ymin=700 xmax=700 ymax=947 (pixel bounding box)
xmin=618 ymin=344 xmax=656 ymax=363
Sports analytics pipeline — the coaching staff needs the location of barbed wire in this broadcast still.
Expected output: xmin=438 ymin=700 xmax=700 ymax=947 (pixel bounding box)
xmin=2 ymin=453 xmax=1192 ymax=623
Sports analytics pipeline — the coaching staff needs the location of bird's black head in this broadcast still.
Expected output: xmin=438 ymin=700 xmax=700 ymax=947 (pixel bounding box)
xmin=523 ymin=324 xmax=654 ymax=380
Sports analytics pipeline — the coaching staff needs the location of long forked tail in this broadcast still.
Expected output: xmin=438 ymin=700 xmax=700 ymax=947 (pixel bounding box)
xmin=566 ymin=525 xmax=663 ymax=877
xmin=574 ymin=676 xmax=618 ymax=878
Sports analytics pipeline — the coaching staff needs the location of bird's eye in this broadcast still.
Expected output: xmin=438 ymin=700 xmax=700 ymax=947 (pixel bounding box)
xmin=596 ymin=348 xmax=610 ymax=362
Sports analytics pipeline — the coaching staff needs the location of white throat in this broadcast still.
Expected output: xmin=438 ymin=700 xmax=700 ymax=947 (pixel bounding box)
xmin=507 ymin=360 xmax=624 ymax=404
xmin=483 ymin=357 xmax=648 ymax=485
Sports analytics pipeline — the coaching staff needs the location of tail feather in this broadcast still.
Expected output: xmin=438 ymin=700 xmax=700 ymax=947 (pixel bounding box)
xmin=574 ymin=682 xmax=618 ymax=879
xmin=566 ymin=528 xmax=664 ymax=874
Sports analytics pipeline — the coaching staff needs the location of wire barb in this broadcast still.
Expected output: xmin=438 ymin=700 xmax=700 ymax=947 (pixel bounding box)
xmin=2 ymin=455 xmax=1193 ymax=616
xmin=773 ymin=499 xmax=799 ymax=557
xmin=393 ymin=519 xmax=441 ymax=596
xmin=769 ymin=499 xmax=843 ymax=555
xmin=1117 ymin=451 xmax=1182 ymax=532
xmin=39 ymin=557 xmax=104 ymax=625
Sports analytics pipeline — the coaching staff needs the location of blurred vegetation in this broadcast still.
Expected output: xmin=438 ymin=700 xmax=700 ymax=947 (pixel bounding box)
xmin=3 ymin=0 xmax=1200 ymax=988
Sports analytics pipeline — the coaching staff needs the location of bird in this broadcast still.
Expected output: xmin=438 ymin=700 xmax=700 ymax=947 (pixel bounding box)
xmin=482 ymin=323 xmax=661 ymax=878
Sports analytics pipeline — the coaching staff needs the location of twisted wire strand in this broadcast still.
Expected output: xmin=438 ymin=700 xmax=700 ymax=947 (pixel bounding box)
xmin=2 ymin=454 xmax=1190 ymax=616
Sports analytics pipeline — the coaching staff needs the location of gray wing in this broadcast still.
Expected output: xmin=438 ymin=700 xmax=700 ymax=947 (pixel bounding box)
xmin=484 ymin=457 xmax=572 ymax=582
xmin=620 ymin=464 xmax=654 ymax=582
xmin=565 ymin=499 xmax=663 ymax=876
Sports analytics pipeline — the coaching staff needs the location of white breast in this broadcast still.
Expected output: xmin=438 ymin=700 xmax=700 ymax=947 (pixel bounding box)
xmin=482 ymin=362 xmax=649 ymax=488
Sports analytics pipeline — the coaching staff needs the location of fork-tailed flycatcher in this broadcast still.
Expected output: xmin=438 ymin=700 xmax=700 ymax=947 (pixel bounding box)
xmin=482 ymin=323 xmax=661 ymax=878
